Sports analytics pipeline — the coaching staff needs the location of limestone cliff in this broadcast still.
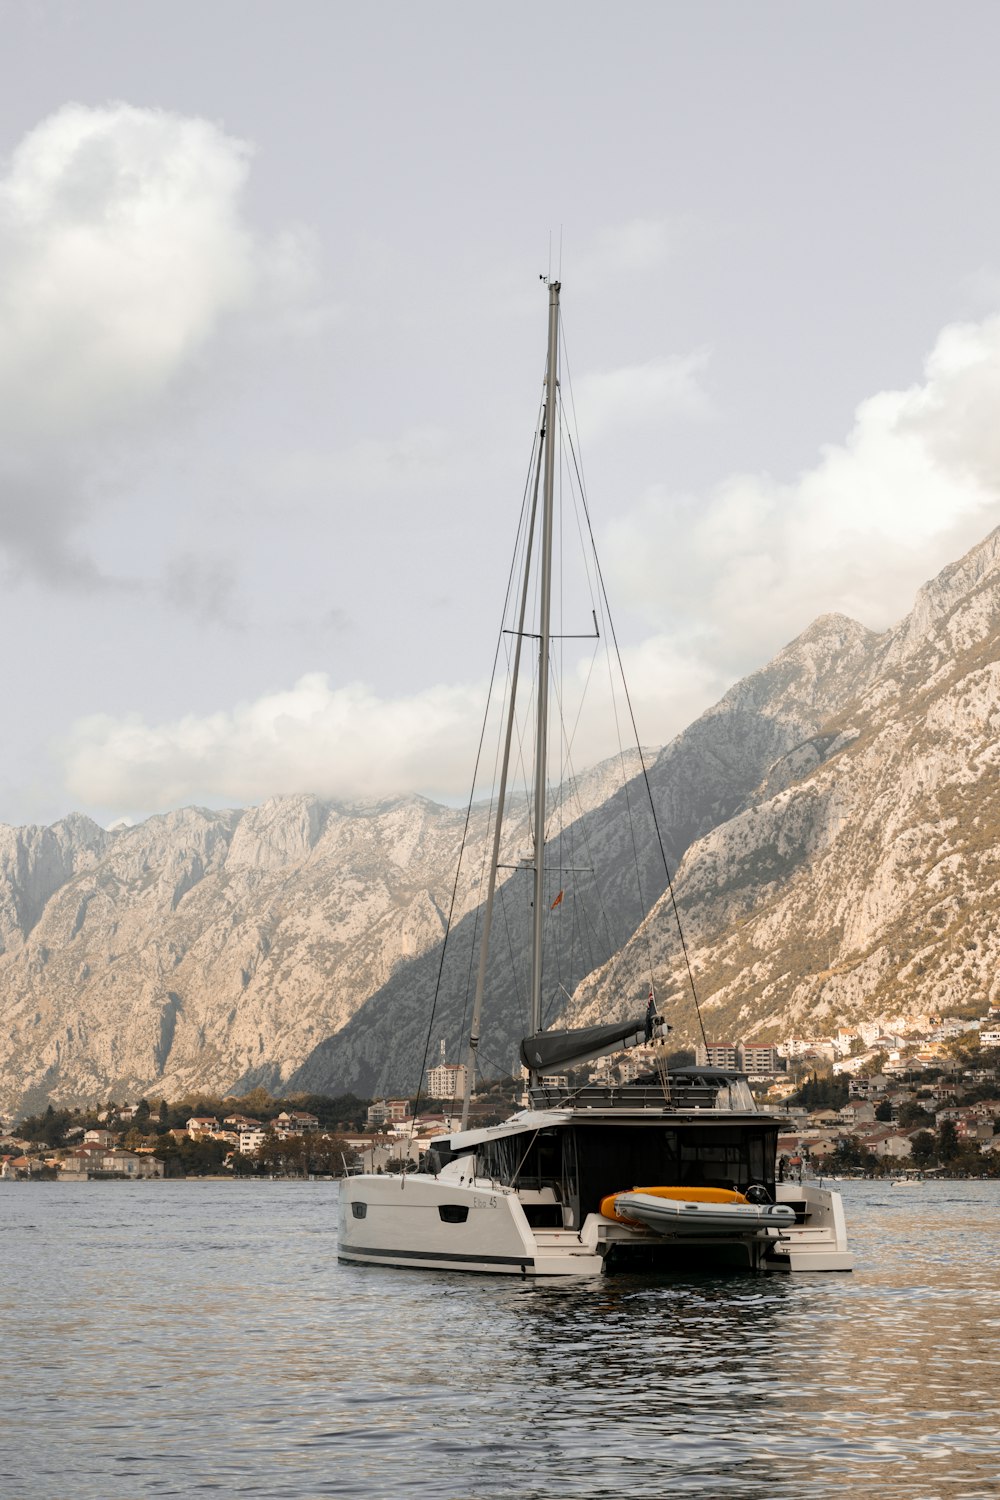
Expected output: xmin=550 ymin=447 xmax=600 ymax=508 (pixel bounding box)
xmin=567 ymin=526 xmax=1000 ymax=1052
xmin=6 ymin=526 xmax=1000 ymax=1112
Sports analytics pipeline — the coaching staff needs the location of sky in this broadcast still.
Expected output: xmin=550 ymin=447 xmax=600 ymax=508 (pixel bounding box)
xmin=4 ymin=1 xmax=1000 ymax=828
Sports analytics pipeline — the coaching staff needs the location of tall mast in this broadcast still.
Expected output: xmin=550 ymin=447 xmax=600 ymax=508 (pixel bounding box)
xmin=459 ymin=435 xmax=544 ymax=1130
xmin=530 ymin=279 xmax=560 ymax=1049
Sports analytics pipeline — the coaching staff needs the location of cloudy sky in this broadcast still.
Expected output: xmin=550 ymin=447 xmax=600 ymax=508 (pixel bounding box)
xmin=4 ymin=1 xmax=1000 ymax=827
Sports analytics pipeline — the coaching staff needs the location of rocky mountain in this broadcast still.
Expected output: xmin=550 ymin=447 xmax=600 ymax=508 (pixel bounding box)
xmin=0 ymin=751 xmax=658 ymax=1115
xmin=5 ymin=525 xmax=1000 ymax=1114
xmin=568 ymin=526 xmax=1000 ymax=1051
xmin=287 ymin=610 xmax=880 ymax=1098
xmin=0 ymin=604 xmax=873 ymax=1115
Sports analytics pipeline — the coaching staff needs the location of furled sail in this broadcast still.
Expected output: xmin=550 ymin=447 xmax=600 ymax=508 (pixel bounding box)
xmin=519 ymin=1017 xmax=648 ymax=1074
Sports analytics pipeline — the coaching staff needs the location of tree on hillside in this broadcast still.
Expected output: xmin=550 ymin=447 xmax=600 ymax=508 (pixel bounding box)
xmin=897 ymin=1100 xmax=934 ymax=1128
xmin=943 ymin=1033 xmax=980 ymax=1069
xmin=936 ymin=1119 xmax=960 ymax=1162
xmin=830 ymin=1134 xmax=876 ymax=1173
xmin=790 ymin=1073 xmax=849 ymax=1110
xmin=223 ymin=1086 xmax=276 ymax=1118
xmin=18 ymin=1105 xmax=72 ymax=1147
xmin=152 ymin=1134 xmax=227 ymax=1177
xmin=909 ymin=1131 xmax=936 ymax=1167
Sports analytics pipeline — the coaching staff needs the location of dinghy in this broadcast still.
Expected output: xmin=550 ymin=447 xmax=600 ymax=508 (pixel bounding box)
xmin=604 ymin=1186 xmax=796 ymax=1237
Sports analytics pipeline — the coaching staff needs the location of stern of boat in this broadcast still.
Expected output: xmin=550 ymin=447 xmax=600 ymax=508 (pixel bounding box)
xmin=765 ymin=1181 xmax=853 ymax=1272
xmin=337 ymin=1172 xmax=603 ymax=1277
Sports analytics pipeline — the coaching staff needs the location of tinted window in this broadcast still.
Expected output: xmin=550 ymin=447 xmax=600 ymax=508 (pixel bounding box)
xmin=438 ymin=1204 xmax=469 ymax=1223
xmin=351 ymin=1202 xmax=367 ymax=1219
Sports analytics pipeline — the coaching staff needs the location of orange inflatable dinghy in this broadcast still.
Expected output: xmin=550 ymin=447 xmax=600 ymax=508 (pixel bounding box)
xmin=600 ymin=1185 xmax=748 ymax=1224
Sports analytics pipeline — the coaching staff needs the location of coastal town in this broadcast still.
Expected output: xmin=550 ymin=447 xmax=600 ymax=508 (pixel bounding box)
xmin=2 ymin=1002 xmax=999 ymax=1183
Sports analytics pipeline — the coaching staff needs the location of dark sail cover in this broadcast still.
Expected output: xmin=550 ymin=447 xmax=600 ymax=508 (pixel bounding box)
xmin=520 ymin=1017 xmax=647 ymax=1073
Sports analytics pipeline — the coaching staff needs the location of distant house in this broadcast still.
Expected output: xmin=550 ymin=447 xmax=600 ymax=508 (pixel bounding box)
xmin=838 ymin=1099 xmax=877 ymax=1127
xmin=84 ymin=1128 xmax=116 ymax=1147
xmin=860 ymin=1128 xmax=913 ymax=1159
xmin=60 ymin=1147 xmax=162 ymax=1178
xmin=274 ymin=1111 xmax=320 ymax=1136
xmin=60 ymin=1149 xmax=92 ymax=1176
xmin=186 ymin=1117 xmax=220 ymax=1137
xmin=957 ymin=1117 xmax=995 ymax=1144
xmin=98 ymin=1149 xmax=164 ymax=1178
xmin=367 ymin=1099 xmax=413 ymax=1126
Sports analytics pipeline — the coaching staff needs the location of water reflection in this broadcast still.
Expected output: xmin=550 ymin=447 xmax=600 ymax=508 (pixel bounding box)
xmin=0 ymin=1179 xmax=997 ymax=1498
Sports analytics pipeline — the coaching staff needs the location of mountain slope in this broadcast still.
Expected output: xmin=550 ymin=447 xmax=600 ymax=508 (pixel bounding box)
xmin=567 ymin=526 xmax=1000 ymax=1049
xmin=286 ymin=612 xmax=880 ymax=1098
xmin=0 ymin=601 xmax=878 ymax=1111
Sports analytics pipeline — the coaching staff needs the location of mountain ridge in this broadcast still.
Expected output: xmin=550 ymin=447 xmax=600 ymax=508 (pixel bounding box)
xmin=3 ymin=527 xmax=1000 ymax=1112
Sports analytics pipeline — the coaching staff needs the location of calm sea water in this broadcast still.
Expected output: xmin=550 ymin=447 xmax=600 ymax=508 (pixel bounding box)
xmin=1 ymin=1177 xmax=997 ymax=1500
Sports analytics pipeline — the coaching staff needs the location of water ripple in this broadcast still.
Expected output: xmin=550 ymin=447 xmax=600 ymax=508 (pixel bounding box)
xmin=0 ymin=1178 xmax=997 ymax=1497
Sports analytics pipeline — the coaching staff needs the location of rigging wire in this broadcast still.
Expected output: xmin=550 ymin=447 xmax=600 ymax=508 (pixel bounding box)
xmin=561 ymin=404 xmax=710 ymax=1052
xmin=409 ymin=402 xmax=547 ymax=1125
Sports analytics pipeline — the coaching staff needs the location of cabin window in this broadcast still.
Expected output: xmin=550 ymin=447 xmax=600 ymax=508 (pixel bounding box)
xmin=351 ymin=1202 xmax=367 ymax=1219
xmin=438 ymin=1204 xmax=469 ymax=1223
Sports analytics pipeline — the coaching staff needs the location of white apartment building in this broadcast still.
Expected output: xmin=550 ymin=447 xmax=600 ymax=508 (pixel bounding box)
xmin=427 ymin=1062 xmax=469 ymax=1098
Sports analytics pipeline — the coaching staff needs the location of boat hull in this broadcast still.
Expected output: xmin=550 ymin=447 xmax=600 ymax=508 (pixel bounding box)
xmin=764 ymin=1181 xmax=853 ymax=1272
xmin=337 ymin=1173 xmax=603 ymax=1276
xmin=337 ymin=1171 xmax=851 ymax=1276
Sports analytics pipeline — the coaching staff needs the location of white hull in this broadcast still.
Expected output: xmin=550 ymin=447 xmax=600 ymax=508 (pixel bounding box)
xmin=338 ymin=1172 xmax=852 ymax=1276
xmin=338 ymin=1172 xmax=602 ymax=1276
xmin=765 ymin=1181 xmax=853 ymax=1272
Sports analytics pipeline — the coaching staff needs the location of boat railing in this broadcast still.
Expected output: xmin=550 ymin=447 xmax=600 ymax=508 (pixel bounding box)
xmin=527 ymin=1077 xmax=734 ymax=1111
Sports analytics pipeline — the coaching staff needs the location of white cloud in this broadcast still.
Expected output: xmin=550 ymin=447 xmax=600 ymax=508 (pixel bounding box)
xmin=52 ymin=303 xmax=1000 ymax=820
xmin=604 ymin=312 xmax=1000 ymax=673
xmin=60 ymin=672 xmax=491 ymax=814
xmin=570 ymin=353 xmax=711 ymax=441
xmin=60 ymin=640 xmax=729 ymax=819
xmin=0 ymin=102 xmax=317 ymax=578
xmin=0 ymin=103 xmax=259 ymax=433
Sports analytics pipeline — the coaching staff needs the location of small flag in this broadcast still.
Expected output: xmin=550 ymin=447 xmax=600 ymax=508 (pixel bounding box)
xmin=550 ymin=890 xmax=564 ymax=909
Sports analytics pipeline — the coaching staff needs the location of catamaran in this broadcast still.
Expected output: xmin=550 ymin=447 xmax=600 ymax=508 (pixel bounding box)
xmin=338 ymin=280 xmax=852 ymax=1276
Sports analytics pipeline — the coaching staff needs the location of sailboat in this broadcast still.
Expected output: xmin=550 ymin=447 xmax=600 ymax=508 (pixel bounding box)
xmin=338 ymin=281 xmax=852 ymax=1276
